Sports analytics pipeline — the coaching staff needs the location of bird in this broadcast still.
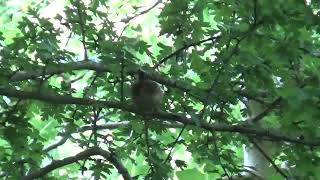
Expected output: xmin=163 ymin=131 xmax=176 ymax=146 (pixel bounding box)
xmin=131 ymin=70 xmax=163 ymax=112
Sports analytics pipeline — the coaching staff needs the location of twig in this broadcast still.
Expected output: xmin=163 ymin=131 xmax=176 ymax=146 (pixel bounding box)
xmin=199 ymin=37 xmax=241 ymax=120
xmin=118 ymin=0 xmax=162 ymax=38
xmin=64 ymin=31 xmax=73 ymax=48
xmin=43 ymin=121 xmax=183 ymax=152
xmin=46 ymin=73 xmax=100 ymax=155
xmin=249 ymin=138 xmax=288 ymax=179
xmin=81 ymin=107 xmax=102 ymax=174
xmin=199 ymin=20 xmax=264 ymax=120
xmin=211 ymin=132 xmax=231 ymax=179
xmin=153 ymin=35 xmax=221 ymax=68
xmin=43 ymin=136 xmax=69 ymax=153
xmin=120 ymin=57 xmax=125 ymax=102
xmin=164 ymin=124 xmax=187 ymax=164
xmin=75 ymin=0 xmax=88 ymax=61
xmin=253 ymin=0 xmax=258 ymax=25
xmin=249 ymin=98 xmax=282 ymax=123
xmin=144 ymin=120 xmax=154 ymax=173
xmin=121 ymin=0 xmax=162 ymax=24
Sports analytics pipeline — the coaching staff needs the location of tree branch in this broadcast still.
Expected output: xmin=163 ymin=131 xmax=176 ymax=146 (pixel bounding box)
xmin=22 ymin=147 xmax=132 ymax=180
xmin=75 ymin=0 xmax=88 ymax=61
xmin=164 ymin=124 xmax=186 ymax=163
xmin=9 ymin=60 xmax=206 ymax=100
xmin=43 ymin=136 xmax=69 ymax=153
xmin=43 ymin=121 xmax=184 ymax=152
xmin=249 ymin=138 xmax=288 ymax=179
xmin=9 ymin=60 xmax=260 ymax=104
xmin=0 ymin=86 xmax=128 ymax=110
xmin=121 ymin=0 xmax=162 ymax=24
xmin=153 ymin=35 xmax=221 ymax=69
xmin=0 ymin=87 xmax=319 ymax=147
xmin=10 ymin=60 xmax=109 ymax=82
xmin=79 ymin=121 xmax=184 ymax=132
xmin=250 ymin=98 xmax=282 ymax=123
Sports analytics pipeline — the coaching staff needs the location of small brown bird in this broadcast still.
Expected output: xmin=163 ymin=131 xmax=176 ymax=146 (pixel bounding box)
xmin=131 ymin=70 xmax=163 ymax=112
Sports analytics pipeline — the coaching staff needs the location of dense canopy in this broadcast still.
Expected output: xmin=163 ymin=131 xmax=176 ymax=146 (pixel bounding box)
xmin=0 ymin=0 xmax=320 ymax=179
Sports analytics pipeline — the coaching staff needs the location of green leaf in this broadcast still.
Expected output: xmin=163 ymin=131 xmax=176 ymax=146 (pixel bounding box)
xmin=176 ymin=168 xmax=207 ymax=180
xmin=131 ymin=120 xmax=143 ymax=134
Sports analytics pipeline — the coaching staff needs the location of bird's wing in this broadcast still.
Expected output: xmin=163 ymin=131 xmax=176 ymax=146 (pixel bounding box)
xmin=140 ymin=80 xmax=162 ymax=95
xmin=131 ymin=82 xmax=141 ymax=96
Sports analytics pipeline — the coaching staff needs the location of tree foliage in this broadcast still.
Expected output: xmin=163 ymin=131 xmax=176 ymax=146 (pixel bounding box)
xmin=0 ymin=0 xmax=320 ymax=179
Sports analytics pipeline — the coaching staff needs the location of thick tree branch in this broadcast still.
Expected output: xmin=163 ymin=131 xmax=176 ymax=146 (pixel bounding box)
xmin=79 ymin=121 xmax=184 ymax=132
xmin=0 ymin=87 xmax=319 ymax=147
xmin=10 ymin=60 xmax=265 ymax=104
xmin=9 ymin=60 xmax=206 ymax=100
xmin=0 ymin=86 xmax=129 ymax=110
xmin=10 ymin=61 xmax=110 ymax=82
xmin=22 ymin=147 xmax=132 ymax=180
